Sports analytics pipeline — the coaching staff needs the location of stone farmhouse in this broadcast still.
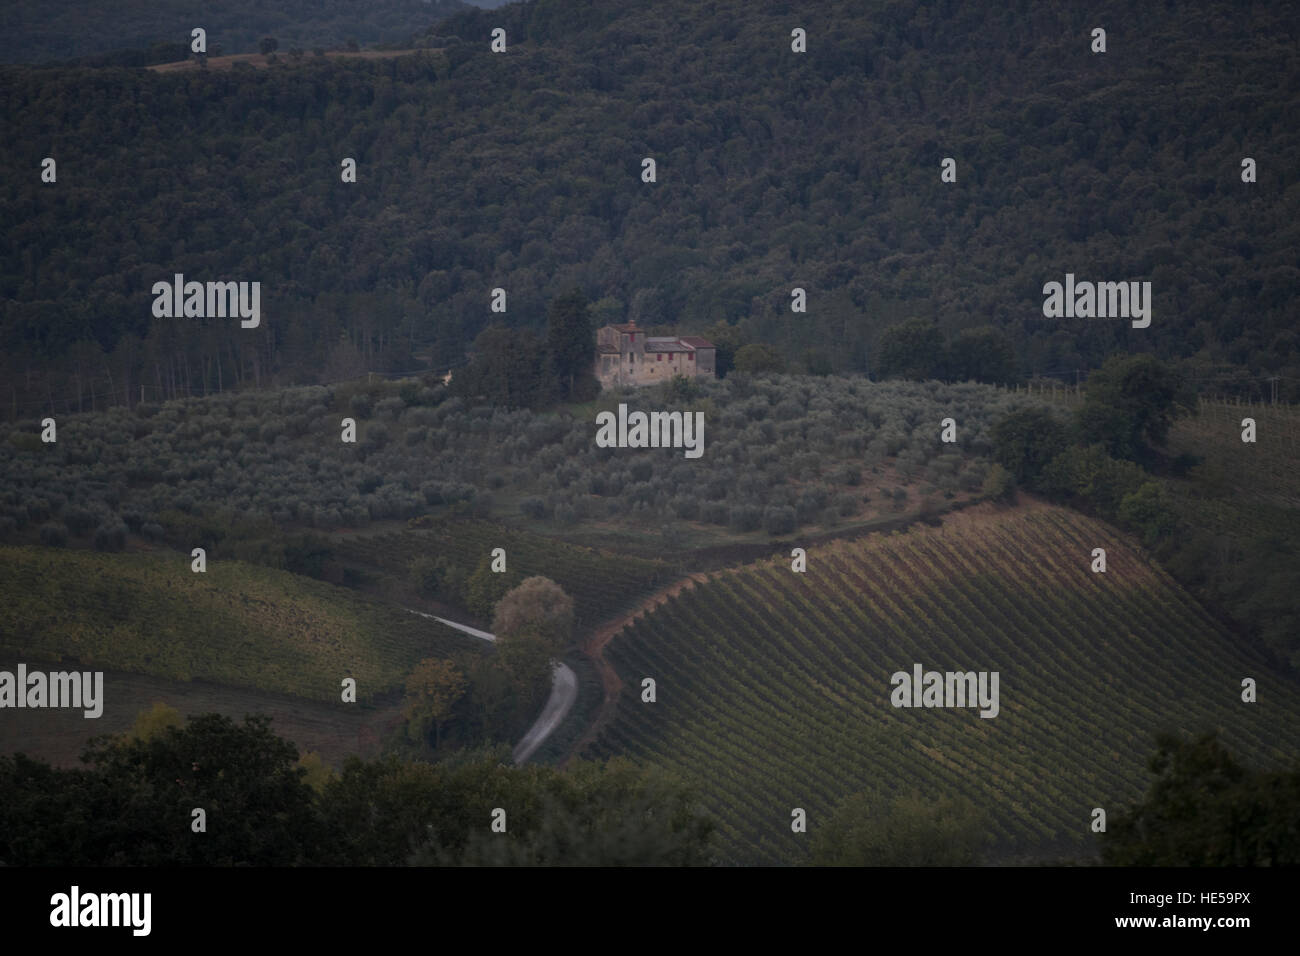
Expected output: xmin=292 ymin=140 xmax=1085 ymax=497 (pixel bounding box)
xmin=595 ymin=320 xmax=716 ymax=389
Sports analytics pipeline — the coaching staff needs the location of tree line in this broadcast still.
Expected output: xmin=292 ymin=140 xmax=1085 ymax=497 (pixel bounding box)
xmin=3 ymin=710 xmax=1290 ymax=865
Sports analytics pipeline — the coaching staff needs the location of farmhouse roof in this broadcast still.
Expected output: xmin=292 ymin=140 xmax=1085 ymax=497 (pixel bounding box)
xmin=644 ymin=338 xmax=692 ymax=353
xmin=678 ymin=336 xmax=715 ymax=349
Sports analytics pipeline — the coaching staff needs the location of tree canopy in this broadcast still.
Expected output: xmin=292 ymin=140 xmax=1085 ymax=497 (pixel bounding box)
xmin=1101 ymin=732 xmax=1300 ymax=866
xmin=3 ymin=0 xmax=1297 ymax=417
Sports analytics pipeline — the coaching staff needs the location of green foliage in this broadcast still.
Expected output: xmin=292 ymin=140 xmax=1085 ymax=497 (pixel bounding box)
xmin=1101 ymin=732 xmax=1300 ymax=866
xmin=409 ymin=554 xmax=450 ymax=598
xmin=407 ymin=758 xmax=715 ymax=866
xmin=1 ymin=0 xmax=469 ymax=63
xmin=980 ymin=462 xmax=1015 ymax=502
xmin=1117 ymin=481 xmax=1178 ymax=547
xmin=489 ymin=577 xmax=575 ymax=710
xmin=492 ymin=577 xmax=574 ymax=653
xmin=949 ymin=327 xmax=1017 ymax=385
xmin=8 ymin=432 xmax=42 ymax=453
xmin=802 ymin=349 xmax=833 ymax=376
xmin=2 ymin=3 xmax=1296 ymax=413
xmin=296 ymin=751 xmax=334 ymax=795
xmin=811 ymin=790 xmax=989 ymax=866
xmin=0 ymin=714 xmax=324 ymax=865
xmin=402 ymin=658 xmax=468 ymax=749
xmin=990 ymin=407 xmax=1069 ymax=485
xmin=876 ymin=319 xmax=945 ymax=381
xmin=546 ymin=287 xmax=597 ymax=401
xmin=732 ymin=343 xmax=786 ymax=375
xmin=704 ymin=321 xmax=744 ymax=378
xmin=465 ymin=554 xmax=522 ymax=621
xmin=1077 ymin=355 xmax=1186 ymax=462
xmin=453 ymin=324 xmax=557 ymax=409
xmin=128 ymin=701 xmax=185 ymax=742
xmin=1 ymin=377 xmax=1014 ymax=550
xmin=1039 ymin=444 xmax=1147 ymax=514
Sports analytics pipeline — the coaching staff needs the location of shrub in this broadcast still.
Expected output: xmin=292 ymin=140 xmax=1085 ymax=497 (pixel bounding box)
xmin=520 ymin=497 xmax=546 ymax=520
xmin=991 ymin=407 xmax=1069 ymax=487
xmin=409 ymin=555 xmax=449 ymax=597
xmin=1118 ymin=481 xmax=1178 ymax=547
xmin=981 ymin=463 xmax=1014 ymax=502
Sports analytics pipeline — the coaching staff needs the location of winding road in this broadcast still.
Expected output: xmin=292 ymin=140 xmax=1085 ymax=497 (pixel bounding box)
xmin=404 ymin=608 xmax=577 ymax=764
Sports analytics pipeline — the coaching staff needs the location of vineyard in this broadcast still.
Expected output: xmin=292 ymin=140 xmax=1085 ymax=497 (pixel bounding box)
xmin=587 ymin=502 xmax=1300 ymax=864
xmin=335 ymin=518 xmax=672 ymax=627
xmin=0 ymin=546 xmax=479 ymax=703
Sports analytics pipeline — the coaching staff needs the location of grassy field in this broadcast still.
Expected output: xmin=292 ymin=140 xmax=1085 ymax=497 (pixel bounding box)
xmin=0 ymin=660 xmax=402 ymax=769
xmin=0 ymin=546 xmax=480 ymax=703
xmin=586 ymin=501 xmax=1300 ymax=864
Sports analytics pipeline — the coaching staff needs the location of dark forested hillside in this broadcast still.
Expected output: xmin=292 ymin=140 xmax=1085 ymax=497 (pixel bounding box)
xmin=0 ymin=0 xmax=471 ymax=65
xmin=2 ymin=0 xmax=1298 ymax=417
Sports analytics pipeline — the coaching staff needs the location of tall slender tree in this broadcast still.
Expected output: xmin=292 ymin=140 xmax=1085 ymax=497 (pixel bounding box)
xmin=546 ymin=287 xmax=596 ymax=401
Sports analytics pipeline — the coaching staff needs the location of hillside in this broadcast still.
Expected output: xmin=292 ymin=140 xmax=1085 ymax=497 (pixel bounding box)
xmin=3 ymin=0 xmax=1298 ymax=415
xmin=0 ymin=376 xmax=1023 ymax=551
xmin=585 ymin=502 xmax=1300 ymax=864
xmin=0 ymin=0 xmax=469 ymax=65
xmin=0 ymin=545 xmax=480 ymax=702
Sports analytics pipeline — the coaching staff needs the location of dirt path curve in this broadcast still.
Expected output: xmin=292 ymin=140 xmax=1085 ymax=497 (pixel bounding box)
xmin=562 ymin=572 xmax=715 ymax=765
xmin=404 ymin=607 xmax=576 ymax=765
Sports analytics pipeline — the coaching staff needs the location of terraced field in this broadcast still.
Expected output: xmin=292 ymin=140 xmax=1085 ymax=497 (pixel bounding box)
xmin=0 ymin=546 xmax=478 ymax=703
xmin=587 ymin=502 xmax=1300 ymax=864
xmin=337 ymin=518 xmax=672 ymax=627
